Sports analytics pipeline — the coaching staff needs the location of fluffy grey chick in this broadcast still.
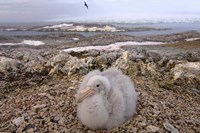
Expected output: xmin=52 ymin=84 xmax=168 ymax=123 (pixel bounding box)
xmin=76 ymin=68 xmax=138 ymax=130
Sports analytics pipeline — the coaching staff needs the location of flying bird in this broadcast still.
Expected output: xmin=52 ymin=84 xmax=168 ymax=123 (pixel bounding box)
xmin=84 ymin=1 xmax=88 ymax=9
xmin=76 ymin=68 xmax=138 ymax=130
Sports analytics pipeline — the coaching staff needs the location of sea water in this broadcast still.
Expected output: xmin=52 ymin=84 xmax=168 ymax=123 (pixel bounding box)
xmin=0 ymin=22 xmax=200 ymax=37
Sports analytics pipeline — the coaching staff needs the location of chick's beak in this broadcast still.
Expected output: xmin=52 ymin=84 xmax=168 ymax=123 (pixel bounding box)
xmin=77 ymin=87 xmax=95 ymax=103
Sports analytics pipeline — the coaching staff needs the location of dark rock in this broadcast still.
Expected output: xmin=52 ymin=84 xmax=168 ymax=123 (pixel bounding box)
xmin=22 ymin=124 xmax=35 ymax=132
xmin=182 ymin=51 xmax=200 ymax=62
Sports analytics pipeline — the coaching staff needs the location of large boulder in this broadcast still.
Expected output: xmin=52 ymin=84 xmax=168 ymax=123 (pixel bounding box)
xmin=171 ymin=62 xmax=200 ymax=89
xmin=114 ymin=51 xmax=131 ymax=70
xmin=63 ymin=56 xmax=88 ymax=76
xmin=0 ymin=56 xmax=22 ymax=72
xmin=182 ymin=51 xmax=200 ymax=62
xmin=48 ymin=52 xmax=88 ymax=76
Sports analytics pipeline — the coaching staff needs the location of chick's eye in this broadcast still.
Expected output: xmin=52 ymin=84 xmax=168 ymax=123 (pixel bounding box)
xmin=96 ymin=84 xmax=100 ymax=87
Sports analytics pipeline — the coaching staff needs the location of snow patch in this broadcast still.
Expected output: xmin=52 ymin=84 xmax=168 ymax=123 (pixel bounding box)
xmin=34 ymin=23 xmax=123 ymax=32
xmin=68 ymin=25 xmax=87 ymax=32
xmin=4 ymin=28 xmax=18 ymax=31
xmin=72 ymin=38 xmax=79 ymax=41
xmin=43 ymin=23 xmax=73 ymax=29
xmin=185 ymin=38 xmax=200 ymax=41
xmin=21 ymin=40 xmax=45 ymax=46
xmin=63 ymin=41 xmax=166 ymax=52
xmin=0 ymin=40 xmax=45 ymax=46
xmin=0 ymin=43 xmax=19 ymax=46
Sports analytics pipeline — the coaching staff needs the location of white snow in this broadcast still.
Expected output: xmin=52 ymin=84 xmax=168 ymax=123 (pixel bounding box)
xmin=72 ymin=38 xmax=79 ymax=41
xmin=21 ymin=40 xmax=45 ymax=46
xmin=68 ymin=25 xmax=87 ymax=32
xmin=4 ymin=28 xmax=18 ymax=31
xmin=102 ymin=25 xmax=121 ymax=32
xmin=0 ymin=40 xmax=45 ymax=46
xmin=43 ymin=23 xmax=73 ymax=29
xmin=0 ymin=43 xmax=20 ymax=46
xmin=88 ymin=27 xmax=98 ymax=32
xmin=185 ymin=38 xmax=200 ymax=41
xmin=36 ymin=23 xmax=123 ymax=32
xmin=63 ymin=41 xmax=166 ymax=52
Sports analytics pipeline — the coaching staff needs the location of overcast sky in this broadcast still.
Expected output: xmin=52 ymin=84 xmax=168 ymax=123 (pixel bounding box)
xmin=0 ymin=0 xmax=200 ymax=22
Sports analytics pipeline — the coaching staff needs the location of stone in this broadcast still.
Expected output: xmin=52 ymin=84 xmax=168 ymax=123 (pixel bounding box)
xmin=33 ymin=104 xmax=47 ymax=109
xmin=146 ymin=52 xmax=161 ymax=62
xmin=22 ymin=124 xmax=35 ymax=132
xmin=146 ymin=125 xmax=159 ymax=132
xmin=49 ymin=64 xmax=60 ymax=75
xmin=12 ymin=117 xmax=25 ymax=126
xmin=0 ymin=56 xmax=22 ymax=72
xmin=163 ymin=122 xmax=179 ymax=133
xmin=114 ymin=51 xmax=132 ymax=70
xmin=96 ymin=53 xmax=108 ymax=68
xmin=52 ymin=52 xmax=70 ymax=64
xmin=171 ymin=62 xmax=200 ymax=86
xmin=183 ymin=51 xmax=200 ymax=62
xmin=132 ymin=49 xmax=147 ymax=61
xmin=64 ymin=56 xmax=88 ymax=76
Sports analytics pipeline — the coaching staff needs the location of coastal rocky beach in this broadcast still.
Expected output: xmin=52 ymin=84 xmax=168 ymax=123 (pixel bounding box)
xmin=0 ymin=30 xmax=200 ymax=132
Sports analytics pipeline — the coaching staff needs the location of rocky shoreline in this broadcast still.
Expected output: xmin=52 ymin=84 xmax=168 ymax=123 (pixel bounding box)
xmin=0 ymin=22 xmax=169 ymax=33
xmin=0 ymin=31 xmax=200 ymax=132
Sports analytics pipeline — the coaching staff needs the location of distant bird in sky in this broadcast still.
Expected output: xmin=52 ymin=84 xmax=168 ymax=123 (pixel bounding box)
xmin=84 ymin=1 xmax=88 ymax=9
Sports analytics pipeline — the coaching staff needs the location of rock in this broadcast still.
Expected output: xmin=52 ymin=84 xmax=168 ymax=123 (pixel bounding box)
xmin=135 ymin=61 xmax=158 ymax=77
xmin=106 ymin=52 xmax=119 ymax=65
xmin=33 ymin=104 xmax=47 ymax=109
xmin=53 ymin=52 xmax=70 ymax=63
xmin=114 ymin=51 xmax=132 ymax=70
xmin=158 ymin=57 xmax=169 ymax=67
xmin=146 ymin=125 xmax=159 ymax=132
xmin=63 ymin=56 xmax=88 ymax=76
xmin=166 ymin=60 xmax=177 ymax=70
xmin=171 ymin=62 xmax=200 ymax=87
xmin=96 ymin=53 xmax=108 ymax=68
xmin=0 ymin=56 xmax=22 ymax=72
xmin=12 ymin=117 xmax=25 ymax=126
xmin=183 ymin=51 xmax=200 ymax=62
xmin=22 ymin=124 xmax=35 ymax=132
xmin=47 ymin=53 xmax=88 ymax=76
xmin=49 ymin=64 xmax=60 ymax=75
xmin=163 ymin=122 xmax=179 ymax=133
xmin=50 ymin=116 xmax=60 ymax=123
xmin=146 ymin=52 xmax=161 ymax=62
xmin=25 ymin=61 xmax=45 ymax=73
xmin=131 ymin=49 xmax=147 ymax=61
xmin=85 ymin=57 xmax=96 ymax=68
xmin=83 ymin=50 xmax=100 ymax=57
xmin=137 ymin=122 xmax=147 ymax=127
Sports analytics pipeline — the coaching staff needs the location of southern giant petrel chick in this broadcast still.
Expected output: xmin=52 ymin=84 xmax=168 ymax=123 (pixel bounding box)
xmin=76 ymin=68 xmax=138 ymax=130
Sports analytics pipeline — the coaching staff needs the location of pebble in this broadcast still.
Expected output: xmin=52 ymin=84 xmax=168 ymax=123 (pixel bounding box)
xmin=22 ymin=124 xmax=35 ymax=132
xmin=33 ymin=104 xmax=47 ymax=109
xmin=12 ymin=117 xmax=25 ymax=126
xmin=146 ymin=125 xmax=159 ymax=132
xmin=163 ymin=122 xmax=179 ymax=133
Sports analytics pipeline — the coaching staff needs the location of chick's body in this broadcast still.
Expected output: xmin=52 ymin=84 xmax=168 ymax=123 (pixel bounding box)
xmin=78 ymin=94 xmax=109 ymax=129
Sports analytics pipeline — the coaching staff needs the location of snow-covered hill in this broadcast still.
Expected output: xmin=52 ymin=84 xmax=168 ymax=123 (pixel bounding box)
xmin=32 ymin=23 xmax=124 ymax=32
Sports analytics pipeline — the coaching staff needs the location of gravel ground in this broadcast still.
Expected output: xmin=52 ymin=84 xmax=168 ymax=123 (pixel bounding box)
xmin=0 ymin=73 xmax=199 ymax=132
